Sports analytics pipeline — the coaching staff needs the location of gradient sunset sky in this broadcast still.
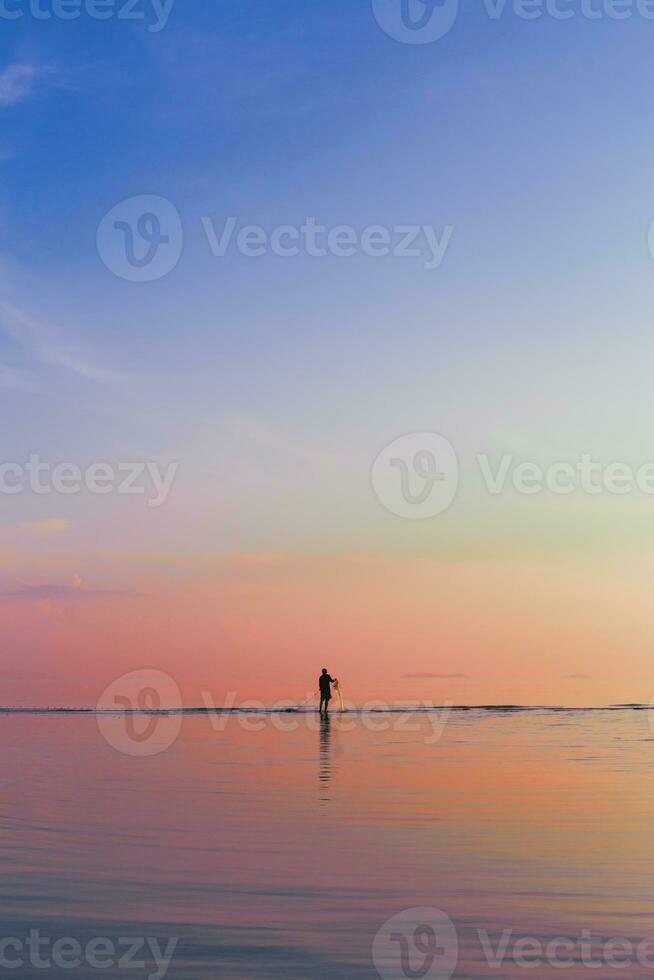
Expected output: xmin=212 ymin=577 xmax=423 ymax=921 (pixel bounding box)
xmin=1 ymin=1 xmax=654 ymax=706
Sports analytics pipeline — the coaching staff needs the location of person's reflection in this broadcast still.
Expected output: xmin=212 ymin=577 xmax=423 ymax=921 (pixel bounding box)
xmin=319 ymin=711 xmax=332 ymax=800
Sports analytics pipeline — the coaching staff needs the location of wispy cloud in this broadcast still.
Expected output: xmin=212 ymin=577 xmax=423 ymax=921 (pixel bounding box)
xmin=0 ymin=583 xmax=141 ymax=600
xmin=0 ymin=301 xmax=130 ymax=385
xmin=0 ymin=64 xmax=44 ymax=108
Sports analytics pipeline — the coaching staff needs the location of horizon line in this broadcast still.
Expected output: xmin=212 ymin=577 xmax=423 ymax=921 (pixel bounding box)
xmin=0 ymin=704 xmax=652 ymax=714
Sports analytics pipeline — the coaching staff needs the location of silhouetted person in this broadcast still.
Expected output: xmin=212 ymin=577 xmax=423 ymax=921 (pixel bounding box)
xmin=319 ymin=668 xmax=336 ymax=714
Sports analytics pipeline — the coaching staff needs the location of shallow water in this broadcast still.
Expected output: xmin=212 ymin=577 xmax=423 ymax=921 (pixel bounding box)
xmin=2 ymin=709 xmax=654 ymax=978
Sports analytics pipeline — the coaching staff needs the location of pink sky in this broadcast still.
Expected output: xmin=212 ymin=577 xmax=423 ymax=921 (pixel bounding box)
xmin=2 ymin=543 xmax=653 ymax=708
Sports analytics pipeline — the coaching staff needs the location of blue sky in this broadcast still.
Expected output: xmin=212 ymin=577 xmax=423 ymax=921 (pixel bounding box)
xmin=1 ymin=0 xmax=654 ymax=554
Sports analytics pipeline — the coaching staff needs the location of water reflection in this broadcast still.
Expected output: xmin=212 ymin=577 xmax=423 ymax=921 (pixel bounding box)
xmin=318 ymin=711 xmax=332 ymax=800
xmin=2 ymin=710 xmax=654 ymax=978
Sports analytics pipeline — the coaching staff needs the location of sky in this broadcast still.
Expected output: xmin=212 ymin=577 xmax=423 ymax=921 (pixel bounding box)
xmin=1 ymin=0 xmax=654 ymax=707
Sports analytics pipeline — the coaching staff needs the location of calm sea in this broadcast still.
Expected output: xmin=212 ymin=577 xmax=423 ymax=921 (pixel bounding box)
xmin=2 ymin=707 xmax=654 ymax=978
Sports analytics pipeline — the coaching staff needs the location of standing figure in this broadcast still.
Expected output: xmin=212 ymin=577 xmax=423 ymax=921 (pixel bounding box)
xmin=318 ymin=668 xmax=336 ymax=714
